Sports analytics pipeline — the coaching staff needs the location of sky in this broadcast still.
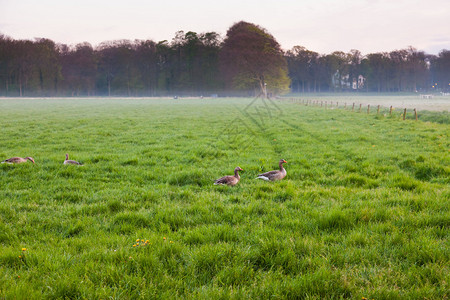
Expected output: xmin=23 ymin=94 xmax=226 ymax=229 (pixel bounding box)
xmin=1 ymin=0 xmax=449 ymax=55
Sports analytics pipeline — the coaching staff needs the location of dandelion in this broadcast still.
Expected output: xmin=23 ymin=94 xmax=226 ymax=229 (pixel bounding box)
xmin=18 ymin=256 xmax=22 ymax=258
xmin=21 ymin=248 xmax=27 ymax=251
xmin=133 ymin=244 xmax=136 ymax=247
xmin=136 ymin=239 xmax=140 ymax=242
xmin=170 ymin=241 xmax=174 ymax=244
xmin=163 ymin=237 xmax=166 ymax=240
xmin=145 ymin=240 xmax=149 ymax=244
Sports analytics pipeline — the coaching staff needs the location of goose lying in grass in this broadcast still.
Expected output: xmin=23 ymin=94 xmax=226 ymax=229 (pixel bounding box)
xmin=1 ymin=157 xmax=35 ymax=164
xmin=64 ymin=154 xmax=82 ymax=165
xmin=257 ymin=159 xmax=287 ymax=181
xmin=214 ymin=166 xmax=243 ymax=186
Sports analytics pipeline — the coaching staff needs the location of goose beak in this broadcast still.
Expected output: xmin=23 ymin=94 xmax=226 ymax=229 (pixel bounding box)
xmin=283 ymin=160 xmax=287 ymax=163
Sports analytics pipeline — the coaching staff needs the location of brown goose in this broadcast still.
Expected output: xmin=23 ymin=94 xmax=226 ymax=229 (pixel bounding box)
xmin=1 ymin=157 xmax=35 ymax=164
xmin=214 ymin=166 xmax=243 ymax=186
xmin=64 ymin=154 xmax=82 ymax=165
xmin=257 ymin=159 xmax=287 ymax=181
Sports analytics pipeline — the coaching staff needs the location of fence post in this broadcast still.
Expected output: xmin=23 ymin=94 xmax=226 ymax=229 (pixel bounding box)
xmin=359 ymin=104 xmax=362 ymax=113
xmin=344 ymin=102 xmax=347 ymax=109
xmin=367 ymin=104 xmax=370 ymax=114
xmin=403 ymin=108 xmax=407 ymax=120
xmin=414 ymin=108 xmax=418 ymax=121
xmin=377 ymin=105 xmax=380 ymax=114
xmin=352 ymin=103 xmax=355 ymax=112
xmin=390 ymin=106 xmax=393 ymax=116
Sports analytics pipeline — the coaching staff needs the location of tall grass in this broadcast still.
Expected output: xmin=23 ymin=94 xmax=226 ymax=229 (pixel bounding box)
xmin=0 ymin=98 xmax=448 ymax=299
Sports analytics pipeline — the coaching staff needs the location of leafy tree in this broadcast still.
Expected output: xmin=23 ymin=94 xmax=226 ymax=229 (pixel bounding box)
xmin=34 ymin=38 xmax=61 ymax=96
xmin=389 ymin=49 xmax=409 ymax=91
xmin=325 ymin=51 xmax=351 ymax=91
xmin=60 ymin=42 xmax=97 ymax=96
xmin=0 ymin=34 xmax=15 ymax=95
xmin=430 ymin=50 xmax=450 ymax=92
xmin=97 ymin=40 xmax=139 ymax=96
xmin=135 ymin=40 xmax=158 ymax=96
xmin=348 ymin=49 xmax=362 ymax=90
xmin=364 ymin=53 xmax=390 ymax=92
xmin=155 ymin=40 xmax=173 ymax=93
xmin=220 ymin=21 xmax=290 ymax=97
xmin=404 ymin=47 xmax=428 ymax=92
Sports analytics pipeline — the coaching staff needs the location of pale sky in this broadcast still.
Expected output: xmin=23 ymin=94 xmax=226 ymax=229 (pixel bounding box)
xmin=1 ymin=0 xmax=449 ymax=55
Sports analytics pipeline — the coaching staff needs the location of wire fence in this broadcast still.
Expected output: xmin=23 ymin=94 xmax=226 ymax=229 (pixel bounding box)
xmin=282 ymin=98 xmax=424 ymax=121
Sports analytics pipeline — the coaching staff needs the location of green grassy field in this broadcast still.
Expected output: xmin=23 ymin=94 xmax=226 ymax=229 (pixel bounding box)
xmin=0 ymin=97 xmax=448 ymax=299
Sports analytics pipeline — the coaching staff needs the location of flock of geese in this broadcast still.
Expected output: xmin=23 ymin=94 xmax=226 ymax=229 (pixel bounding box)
xmin=214 ymin=159 xmax=287 ymax=186
xmin=2 ymin=155 xmax=287 ymax=186
xmin=1 ymin=154 xmax=82 ymax=166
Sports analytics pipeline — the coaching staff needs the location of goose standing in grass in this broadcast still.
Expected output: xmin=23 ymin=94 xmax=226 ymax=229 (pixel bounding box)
xmin=64 ymin=154 xmax=82 ymax=165
xmin=1 ymin=157 xmax=35 ymax=164
xmin=214 ymin=166 xmax=243 ymax=186
xmin=257 ymin=159 xmax=287 ymax=181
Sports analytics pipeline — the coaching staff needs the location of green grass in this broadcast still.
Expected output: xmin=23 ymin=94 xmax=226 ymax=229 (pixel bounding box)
xmin=0 ymin=97 xmax=449 ymax=299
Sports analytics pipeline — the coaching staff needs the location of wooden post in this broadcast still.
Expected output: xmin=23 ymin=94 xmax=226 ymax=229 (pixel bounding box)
xmin=367 ymin=104 xmax=370 ymax=114
xmin=390 ymin=106 xmax=393 ymax=115
xmin=359 ymin=104 xmax=362 ymax=113
xmin=344 ymin=102 xmax=347 ymax=109
xmin=414 ymin=108 xmax=418 ymax=121
xmin=377 ymin=105 xmax=380 ymax=114
xmin=403 ymin=108 xmax=407 ymax=120
xmin=352 ymin=103 xmax=355 ymax=112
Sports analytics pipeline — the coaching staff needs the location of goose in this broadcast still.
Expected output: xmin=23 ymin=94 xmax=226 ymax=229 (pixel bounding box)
xmin=64 ymin=154 xmax=82 ymax=165
xmin=1 ymin=157 xmax=35 ymax=164
xmin=214 ymin=166 xmax=243 ymax=186
xmin=257 ymin=159 xmax=287 ymax=181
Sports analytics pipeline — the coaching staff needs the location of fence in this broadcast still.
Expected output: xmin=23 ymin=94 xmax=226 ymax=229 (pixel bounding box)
xmin=283 ymin=98 xmax=419 ymax=121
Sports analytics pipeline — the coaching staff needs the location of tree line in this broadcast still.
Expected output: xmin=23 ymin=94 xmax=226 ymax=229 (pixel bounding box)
xmin=0 ymin=22 xmax=449 ymax=97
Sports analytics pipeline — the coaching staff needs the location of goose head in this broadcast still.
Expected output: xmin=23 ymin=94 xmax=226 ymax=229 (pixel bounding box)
xmin=25 ymin=157 xmax=35 ymax=164
xmin=234 ymin=166 xmax=243 ymax=177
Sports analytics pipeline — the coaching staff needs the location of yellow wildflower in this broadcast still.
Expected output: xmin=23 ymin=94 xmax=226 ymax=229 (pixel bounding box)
xmin=21 ymin=248 xmax=27 ymax=251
